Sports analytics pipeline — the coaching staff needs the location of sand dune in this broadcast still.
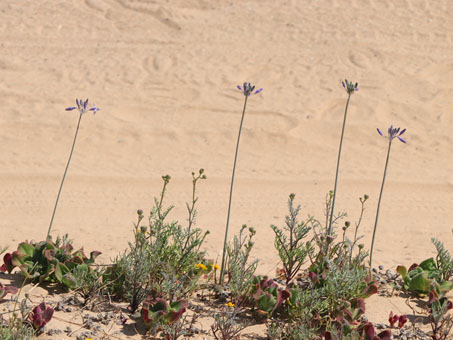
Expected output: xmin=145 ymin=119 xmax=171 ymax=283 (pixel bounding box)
xmin=0 ymin=0 xmax=452 ymax=333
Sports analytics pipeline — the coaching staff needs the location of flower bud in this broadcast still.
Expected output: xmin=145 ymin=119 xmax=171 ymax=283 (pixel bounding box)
xmin=137 ymin=209 xmax=143 ymax=216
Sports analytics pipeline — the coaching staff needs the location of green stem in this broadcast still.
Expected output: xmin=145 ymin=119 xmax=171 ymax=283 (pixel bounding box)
xmin=46 ymin=112 xmax=83 ymax=240
xmin=328 ymin=93 xmax=351 ymax=235
xmin=369 ymin=140 xmax=392 ymax=270
xmin=219 ymin=95 xmax=249 ymax=284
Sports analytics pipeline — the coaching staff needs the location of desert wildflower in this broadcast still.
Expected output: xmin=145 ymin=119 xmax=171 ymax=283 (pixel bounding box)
xmin=328 ymin=79 xmax=358 ymax=235
xmin=225 ymin=302 xmax=235 ymax=307
xmin=377 ymin=125 xmax=406 ymax=143
xmin=237 ymin=82 xmax=263 ymax=96
xmin=195 ymin=263 xmax=208 ymax=271
xmin=220 ymin=83 xmax=262 ymax=284
xmin=46 ymin=99 xmax=99 ymax=240
xmin=66 ymin=98 xmax=99 ymax=114
xmin=369 ymin=125 xmax=407 ymax=270
xmin=342 ymin=79 xmax=359 ymax=94
xmin=214 ymin=264 xmax=220 ymax=270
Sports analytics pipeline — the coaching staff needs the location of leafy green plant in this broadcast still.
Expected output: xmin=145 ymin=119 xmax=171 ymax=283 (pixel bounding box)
xmin=28 ymin=302 xmax=54 ymax=332
xmin=2 ymin=234 xmax=100 ymax=290
xmin=396 ymin=257 xmax=453 ymax=295
xmin=225 ymin=224 xmax=258 ymax=306
xmin=427 ymin=289 xmax=453 ymax=340
xmin=141 ymin=297 xmax=188 ymax=335
xmin=250 ymin=276 xmax=290 ymax=317
xmin=271 ymin=193 xmax=313 ymax=284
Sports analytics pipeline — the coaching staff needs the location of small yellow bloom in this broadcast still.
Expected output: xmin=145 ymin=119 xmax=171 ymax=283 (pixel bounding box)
xmin=214 ymin=264 xmax=220 ymax=270
xmin=195 ymin=263 xmax=207 ymax=271
xmin=86 ymin=338 xmax=93 ymax=340
xmin=225 ymin=302 xmax=235 ymax=307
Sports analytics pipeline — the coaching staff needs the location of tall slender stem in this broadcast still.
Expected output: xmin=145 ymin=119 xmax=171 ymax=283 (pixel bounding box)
xmin=219 ymin=96 xmax=249 ymax=284
xmin=46 ymin=112 xmax=83 ymax=240
xmin=328 ymin=93 xmax=351 ymax=235
xmin=369 ymin=140 xmax=392 ymax=270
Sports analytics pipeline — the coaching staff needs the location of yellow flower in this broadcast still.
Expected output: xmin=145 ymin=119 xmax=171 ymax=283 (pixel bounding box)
xmin=86 ymin=338 xmax=93 ymax=340
xmin=214 ymin=264 xmax=220 ymax=270
xmin=225 ymin=302 xmax=235 ymax=307
xmin=195 ymin=263 xmax=207 ymax=271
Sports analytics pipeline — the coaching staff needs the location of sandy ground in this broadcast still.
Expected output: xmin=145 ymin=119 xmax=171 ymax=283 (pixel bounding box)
xmin=1 ymin=0 xmax=453 ymax=338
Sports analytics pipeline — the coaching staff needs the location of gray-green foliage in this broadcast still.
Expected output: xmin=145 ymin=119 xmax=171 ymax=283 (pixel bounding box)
xmin=432 ymin=237 xmax=453 ymax=282
xmin=108 ymin=172 xmax=208 ymax=312
xmin=267 ymin=320 xmax=318 ymax=340
xmin=0 ymin=325 xmax=35 ymax=340
xmin=226 ymin=225 xmax=258 ymax=305
xmin=271 ymin=193 xmax=312 ymax=284
xmin=211 ymin=305 xmax=249 ymax=340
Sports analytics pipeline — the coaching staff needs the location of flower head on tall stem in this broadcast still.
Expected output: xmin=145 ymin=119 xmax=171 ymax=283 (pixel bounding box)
xmin=369 ymin=125 xmax=406 ymax=272
xmin=327 ymin=79 xmax=358 ymax=236
xmin=377 ymin=125 xmax=406 ymax=143
xmin=237 ymin=82 xmax=263 ymax=97
xmin=342 ymin=79 xmax=359 ymax=94
xmin=66 ymin=98 xmax=99 ymax=114
xmin=219 ymin=83 xmax=262 ymax=285
xmin=46 ymin=99 xmax=99 ymax=240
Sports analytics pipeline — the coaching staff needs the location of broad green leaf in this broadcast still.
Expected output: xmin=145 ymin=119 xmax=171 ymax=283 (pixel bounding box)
xmin=408 ymin=272 xmax=433 ymax=294
xmin=396 ymin=265 xmax=407 ymax=279
xmin=17 ymin=242 xmax=34 ymax=258
xmin=419 ymin=258 xmax=437 ymax=272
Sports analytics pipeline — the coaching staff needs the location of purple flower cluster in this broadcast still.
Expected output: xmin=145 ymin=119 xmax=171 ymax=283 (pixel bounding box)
xmin=342 ymin=79 xmax=359 ymax=94
xmin=377 ymin=126 xmax=406 ymax=143
xmin=66 ymin=98 xmax=99 ymax=114
xmin=237 ymin=82 xmax=263 ymax=97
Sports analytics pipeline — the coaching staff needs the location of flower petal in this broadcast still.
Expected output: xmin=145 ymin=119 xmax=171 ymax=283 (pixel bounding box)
xmin=66 ymin=107 xmax=76 ymax=111
xmin=397 ymin=136 xmax=406 ymax=143
xmin=377 ymin=128 xmax=383 ymax=136
xmin=254 ymin=88 xmax=263 ymax=94
xmin=399 ymin=128 xmax=406 ymax=136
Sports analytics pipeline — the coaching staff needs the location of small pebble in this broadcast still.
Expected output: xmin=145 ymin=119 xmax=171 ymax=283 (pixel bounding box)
xmin=378 ymin=265 xmax=384 ymax=270
xmin=372 ymin=268 xmax=378 ymax=273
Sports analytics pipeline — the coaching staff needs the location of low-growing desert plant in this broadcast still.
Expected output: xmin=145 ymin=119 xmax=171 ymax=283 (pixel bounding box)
xmin=2 ymin=234 xmax=100 ymax=290
xmin=0 ymin=282 xmax=18 ymax=302
xmin=271 ymin=193 xmax=313 ymax=284
xmin=28 ymin=301 xmax=54 ymax=332
xmin=250 ymin=276 xmax=290 ymax=317
xmin=225 ymin=224 xmax=259 ymax=306
xmin=211 ymin=304 xmax=249 ymax=340
xmin=427 ymin=289 xmax=452 ymax=340
xmin=431 ymin=237 xmax=453 ymax=282
xmin=107 ymin=172 xmax=208 ymax=312
xmin=220 ymin=82 xmax=263 ymax=284
xmin=141 ymin=297 xmax=188 ymax=335
xmin=396 ymin=257 xmax=453 ymax=295
xmin=47 ymin=99 xmax=99 ymax=240
xmin=370 ymin=125 xmax=406 ymax=269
